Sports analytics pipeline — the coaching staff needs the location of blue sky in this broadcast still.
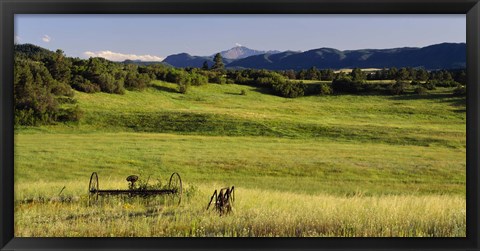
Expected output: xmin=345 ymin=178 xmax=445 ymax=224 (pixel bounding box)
xmin=15 ymin=14 xmax=465 ymax=61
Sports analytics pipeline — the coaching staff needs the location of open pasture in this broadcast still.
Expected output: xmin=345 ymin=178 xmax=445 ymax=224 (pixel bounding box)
xmin=14 ymin=80 xmax=466 ymax=237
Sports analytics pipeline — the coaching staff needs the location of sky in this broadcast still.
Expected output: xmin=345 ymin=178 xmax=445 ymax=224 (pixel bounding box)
xmin=15 ymin=14 xmax=466 ymax=62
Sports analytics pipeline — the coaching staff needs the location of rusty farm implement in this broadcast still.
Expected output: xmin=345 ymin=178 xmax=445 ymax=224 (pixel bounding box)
xmin=206 ymin=186 xmax=235 ymax=215
xmin=88 ymin=172 xmax=182 ymax=206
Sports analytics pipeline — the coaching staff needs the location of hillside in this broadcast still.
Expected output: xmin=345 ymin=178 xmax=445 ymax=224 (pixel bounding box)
xmin=74 ymin=81 xmax=464 ymax=147
xmin=14 ymin=43 xmax=56 ymax=59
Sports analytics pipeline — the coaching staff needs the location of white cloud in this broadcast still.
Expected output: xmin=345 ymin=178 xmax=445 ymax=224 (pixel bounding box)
xmin=83 ymin=50 xmax=164 ymax=62
xmin=14 ymin=35 xmax=21 ymax=43
xmin=235 ymin=43 xmax=242 ymax=47
xmin=42 ymin=35 xmax=51 ymax=43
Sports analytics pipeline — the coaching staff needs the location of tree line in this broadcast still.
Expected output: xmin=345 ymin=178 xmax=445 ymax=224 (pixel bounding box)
xmin=277 ymin=66 xmax=466 ymax=84
xmin=328 ymin=68 xmax=466 ymax=95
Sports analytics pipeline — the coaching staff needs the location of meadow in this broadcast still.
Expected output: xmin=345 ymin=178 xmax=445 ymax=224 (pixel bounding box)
xmin=14 ymin=80 xmax=466 ymax=237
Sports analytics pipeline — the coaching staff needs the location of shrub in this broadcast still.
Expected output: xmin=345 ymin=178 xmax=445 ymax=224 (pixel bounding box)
xmin=210 ymin=75 xmax=226 ymax=84
xmin=240 ymin=90 xmax=247 ymax=96
xmin=124 ymin=72 xmax=151 ymax=90
xmin=414 ymin=87 xmax=428 ymax=95
xmin=410 ymin=80 xmax=421 ymax=86
xmin=255 ymin=77 xmax=276 ymax=87
xmin=14 ymin=109 xmax=36 ymax=126
xmin=178 ymin=84 xmax=189 ymax=94
xmin=422 ymin=81 xmax=436 ymax=90
xmin=56 ymin=105 xmax=84 ymax=122
xmin=363 ymin=83 xmax=384 ymax=92
xmin=51 ymin=81 xmax=75 ymax=97
xmin=453 ymin=85 xmax=466 ymax=96
xmin=165 ymin=69 xmax=184 ymax=83
xmin=429 ymin=79 xmax=460 ymax=88
xmin=97 ymin=73 xmax=117 ymax=93
xmin=273 ymin=80 xmax=305 ymax=98
xmin=190 ymin=74 xmax=208 ymax=86
xmin=14 ymin=59 xmax=64 ymax=125
xmin=113 ymin=79 xmax=126 ymax=94
xmin=389 ymin=80 xmax=409 ymax=95
xmin=317 ymin=82 xmax=332 ymax=95
xmin=71 ymin=75 xmax=100 ymax=93
xmin=56 ymin=96 xmax=77 ymax=104
xmin=177 ymin=76 xmax=191 ymax=94
xmin=233 ymin=75 xmax=250 ymax=85
xmin=331 ymin=77 xmax=366 ymax=93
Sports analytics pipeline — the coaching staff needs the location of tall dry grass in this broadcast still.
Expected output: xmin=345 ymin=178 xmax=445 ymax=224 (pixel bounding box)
xmin=15 ymin=184 xmax=465 ymax=237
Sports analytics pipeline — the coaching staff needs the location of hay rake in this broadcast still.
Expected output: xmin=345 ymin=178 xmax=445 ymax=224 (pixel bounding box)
xmin=88 ymin=172 xmax=182 ymax=206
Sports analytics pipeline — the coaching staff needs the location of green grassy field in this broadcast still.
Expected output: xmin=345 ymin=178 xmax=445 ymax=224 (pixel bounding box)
xmin=14 ymin=80 xmax=466 ymax=237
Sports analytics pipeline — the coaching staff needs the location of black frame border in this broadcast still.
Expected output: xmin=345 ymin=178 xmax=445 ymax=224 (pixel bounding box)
xmin=1 ymin=0 xmax=479 ymax=250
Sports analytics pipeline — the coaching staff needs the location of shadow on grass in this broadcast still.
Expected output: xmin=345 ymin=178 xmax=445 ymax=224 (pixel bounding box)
xmin=453 ymin=108 xmax=466 ymax=113
xmin=389 ymin=93 xmax=466 ymax=108
xmin=224 ymin=92 xmax=243 ymax=96
xmin=253 ymin=86 xmax=275 ymax=95
xmin=444 ymin=97 xmax=466 ymax=107
xmin=64 ymin=207 xmax=165 ymax=221
xmin=151 ymin=84 xmax=178 ymax=93
xmin=331 ymin=91 xmax=392 ymax=97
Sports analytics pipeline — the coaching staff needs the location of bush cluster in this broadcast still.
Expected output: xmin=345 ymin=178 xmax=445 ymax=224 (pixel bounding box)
xmin=453 ymin=86 xmax=466 ymax=96
xmin=414 ymin=87 xmax=428 ymax=95
xmin=331 ymin=77 xmax=366 ymax=93
xmin=14 ymin=58 xmax=79 ymax=125
xmin=389 ymin=80 xmax=410 ymax=95
xmin=226 ymin=69 xmax=307 ymax=98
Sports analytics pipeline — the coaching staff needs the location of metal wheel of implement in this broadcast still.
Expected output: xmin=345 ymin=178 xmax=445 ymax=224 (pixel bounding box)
xmin=88 ymin=172 xmax=99 ymax=205
xmin=168 ymin=172 xmax=182 ymax=205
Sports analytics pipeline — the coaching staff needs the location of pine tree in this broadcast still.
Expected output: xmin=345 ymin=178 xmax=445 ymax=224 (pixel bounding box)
xmin=350 ymin=68 xmax=366 ymax=81
xmin=211 ymin=53 xmax=224 ymax=71
xmin=396 ymin=68 xmax=410 ymax=81
xmin=202 ymin=61 xmax=209 ymax=70
xmin=415 ymin=69 xmax=429 ymax=81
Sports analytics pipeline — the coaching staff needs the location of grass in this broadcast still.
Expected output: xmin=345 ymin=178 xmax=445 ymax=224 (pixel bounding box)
xmin=15 ymin=187 xmax=465 ymax=237
xmin=14 ymin=80 xmax=466 ymax=237
xmin=14 ymin=132 xmax=465 ymax=196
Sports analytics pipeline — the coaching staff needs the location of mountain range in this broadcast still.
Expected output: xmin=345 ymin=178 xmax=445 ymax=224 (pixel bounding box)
xmin=16 ymin=42 xmax=464 ymax=71
xmin=162 ymin=46 xmax=278 ymax=68
xmin=163 ymin=43 xmax=466 ymax=70
xmin=217 ymin=46 xmax=281 ymax=60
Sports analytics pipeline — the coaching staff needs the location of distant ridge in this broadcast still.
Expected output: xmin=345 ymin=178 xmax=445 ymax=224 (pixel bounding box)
xmin=121 ymin=59 xmax=171 ymax=67
xmin=163 ymin=43 xmax=466 ymax=70
xmin=17 ymin=43 xmax=464 ymax=71
xmin=162 ymin=53 xmax=235 ymax=68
